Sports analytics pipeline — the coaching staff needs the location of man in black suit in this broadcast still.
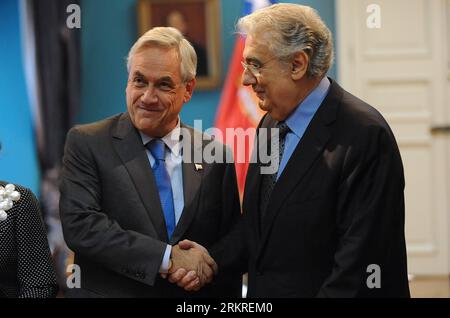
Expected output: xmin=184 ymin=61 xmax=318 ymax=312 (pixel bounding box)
xmin=59 ymin=27 xmax=241 ymax=297
xmin=171 ymin=4 xmax=410 ymax=297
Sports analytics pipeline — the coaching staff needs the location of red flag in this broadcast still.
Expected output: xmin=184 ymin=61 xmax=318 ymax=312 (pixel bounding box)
xmin=214 ymin=36 xmax=265 ymax=197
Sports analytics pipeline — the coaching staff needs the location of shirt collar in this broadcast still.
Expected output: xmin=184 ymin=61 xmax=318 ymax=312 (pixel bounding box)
xmin=139 ymin=118 xmax=182 ymax=157
xmin=284 ymin=77 xmax=331 ymax=137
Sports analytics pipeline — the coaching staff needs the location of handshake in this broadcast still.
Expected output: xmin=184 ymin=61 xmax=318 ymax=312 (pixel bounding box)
xmin=161 ymin=240 xmax=218 ymax=291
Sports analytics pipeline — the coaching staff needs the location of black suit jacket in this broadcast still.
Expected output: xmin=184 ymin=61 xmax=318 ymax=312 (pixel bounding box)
xmin=211 ymin=79 xmax=410 ymax=297
xmin=0 ymin=182 xmax=58 ymax=298
xmin=59 ymin=113 xmax=242 ymax=297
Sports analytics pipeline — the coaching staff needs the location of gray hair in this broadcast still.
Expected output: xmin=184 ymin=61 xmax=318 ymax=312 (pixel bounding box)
xmin=126 ymin=27 xmax=197 ymax=82
xmin=237 ymin=3 xmax=334 ymax=78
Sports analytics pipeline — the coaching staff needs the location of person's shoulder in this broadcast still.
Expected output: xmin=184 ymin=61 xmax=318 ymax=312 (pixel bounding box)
xmin=63 ymin=114 xmax=124 ymax=152
xmin=0 ymin=181 xmax=33 ymax=196
xmin=0 ymin=182 xmax=38 ymax=211
xmin=331 ymin=81 xmax=392 ymax=133
xmin=326 ymin=82 xmax=400 ymax=156
xmin=67 ymin=112 xmax=125 ymax=142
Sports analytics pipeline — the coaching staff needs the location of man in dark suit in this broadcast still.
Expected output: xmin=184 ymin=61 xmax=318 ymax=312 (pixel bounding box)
xmin=59 ymin=27 xmax=241 ymax=297
xmin=171 ymin=4 xmax=410 ymax=297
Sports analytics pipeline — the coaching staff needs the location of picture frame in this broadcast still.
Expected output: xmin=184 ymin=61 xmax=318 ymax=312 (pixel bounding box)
xmin=137 ymin=0 xmax=222 ymax=90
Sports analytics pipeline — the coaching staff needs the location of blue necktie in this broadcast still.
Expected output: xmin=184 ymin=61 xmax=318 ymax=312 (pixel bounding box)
xmin=146 ymin=139 xmax=176 ymax=239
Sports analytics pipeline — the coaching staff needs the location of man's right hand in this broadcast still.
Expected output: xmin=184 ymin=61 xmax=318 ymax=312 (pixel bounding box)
xmin=167 ymin=240 xmax=218 ymax=291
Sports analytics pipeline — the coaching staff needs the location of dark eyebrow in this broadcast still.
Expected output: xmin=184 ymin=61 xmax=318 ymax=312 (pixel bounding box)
xmin=157 ymin=76 xmax=176 ymax=84
xmin=245 ymin=57 xmax=262 ymax=65
xmin=132 ymin=71 xmax=146 ymax=78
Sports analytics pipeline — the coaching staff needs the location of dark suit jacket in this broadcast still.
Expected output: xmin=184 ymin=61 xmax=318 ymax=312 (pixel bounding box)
xmin=0 ymin=182 xmax=58 ymax=298
xmin=211 ymin=79 xmax=410 ymax=297
xmin=59 ymin=113 xmax=242 ymax=297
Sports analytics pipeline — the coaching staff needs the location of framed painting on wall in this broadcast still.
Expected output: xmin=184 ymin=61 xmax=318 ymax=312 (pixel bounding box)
xmin=137 ymin=0 xmax=222 ymax=89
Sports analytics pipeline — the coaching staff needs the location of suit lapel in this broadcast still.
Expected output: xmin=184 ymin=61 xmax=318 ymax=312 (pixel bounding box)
xmin=112 ymin=113 xmax=168 ymax=242
xmin=170 ymin=125 xmax=204 ymax=243
xmin=243 ymin=114 xmax=273 ymax=240
xmin=243 ymin=161 xmax=264 ymax=244
xmin=255 ymin=80 xmax=342 ymax=262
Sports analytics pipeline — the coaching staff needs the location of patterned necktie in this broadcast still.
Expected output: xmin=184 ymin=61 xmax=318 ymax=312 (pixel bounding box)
xmin=146 ymin=139 xmax=176 ymax=239
xmin=259 ymin=121 xmax=290 ymax=224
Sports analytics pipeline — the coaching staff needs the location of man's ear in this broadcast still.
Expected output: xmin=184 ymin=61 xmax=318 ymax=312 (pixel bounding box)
xmin=183 ymin=78 xmax=196 ymax=103
xmin=291 ymin=51 xmax=308 ymax=80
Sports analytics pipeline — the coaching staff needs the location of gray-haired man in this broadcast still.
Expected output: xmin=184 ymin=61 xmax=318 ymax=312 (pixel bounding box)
xmin=171 ymin=3 xmax=410 ymax=298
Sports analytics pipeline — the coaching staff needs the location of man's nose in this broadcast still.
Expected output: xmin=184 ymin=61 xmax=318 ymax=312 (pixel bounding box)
xmin=242 ymin=70 xmax=257 ymax=86
xmin=141 ymin=86 xmax=158 ymax=103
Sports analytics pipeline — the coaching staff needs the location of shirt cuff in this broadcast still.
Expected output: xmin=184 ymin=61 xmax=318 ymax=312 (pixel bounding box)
xmin=159 ymin=245 xmax=172 ymax=273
